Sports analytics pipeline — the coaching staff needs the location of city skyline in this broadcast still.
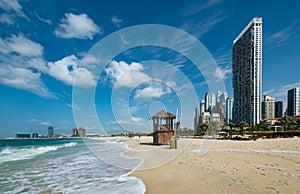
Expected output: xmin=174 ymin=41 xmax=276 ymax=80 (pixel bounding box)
xmin=1 ymin=0 xmax=300 ymax=137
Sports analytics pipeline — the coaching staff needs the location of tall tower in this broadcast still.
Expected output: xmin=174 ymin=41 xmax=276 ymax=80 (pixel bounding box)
xmin=275 ymin=101 xmax=283 ymax=118
xmin=205 ymin=91 xmax=210 ymax=112
xmin=287 ymin=87 xmax=300 ymax=117
xmin=48 ymin=126 xmax=54 ymax=137
xmin=232 ymin=17 xmax=262 ymax=125
xmin=226 ymin=97 xmax=233 ymax=124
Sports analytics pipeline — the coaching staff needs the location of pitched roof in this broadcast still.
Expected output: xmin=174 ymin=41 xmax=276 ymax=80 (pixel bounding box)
xmin=150 ymin=110 xmax=176 ymax=119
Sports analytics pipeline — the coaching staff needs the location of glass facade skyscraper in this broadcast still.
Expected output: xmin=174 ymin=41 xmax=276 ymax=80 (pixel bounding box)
xmin=287 ymin=87 xmax=300 ymax=117
xmin=232 ymin=17 xmax=262 ymax=125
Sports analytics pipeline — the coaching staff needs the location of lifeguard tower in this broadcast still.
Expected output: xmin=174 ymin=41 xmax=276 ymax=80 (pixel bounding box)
xmin=150 ymin=110 xmax=176 ymax=145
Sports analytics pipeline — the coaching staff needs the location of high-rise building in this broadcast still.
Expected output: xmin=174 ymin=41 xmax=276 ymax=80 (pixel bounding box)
xmin=275 ymin=101 xmax=283 ymax=118
xmin=287 ymin=87 xmax=300 ymax=117
xmin=48 ymin=126 xmax=54 ymax=137
xmin=232 ymin=17 xmax=262 ymax=125
xmin=205 ymin=91 xmax=210 ymax=112
xmin=200 ymin=100 xmax=205 ymax=114
xmin=226 ymin=97 xmax=233 ymax=124
xmin=262 ymin=95 xmax=275 ymax=119
xmin=194 ymin=107 xmax=200 ymax=130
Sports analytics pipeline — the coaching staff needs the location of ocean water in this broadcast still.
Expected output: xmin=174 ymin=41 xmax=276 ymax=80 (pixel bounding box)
xmin=0 ymin=138 xmax=145 ymax=194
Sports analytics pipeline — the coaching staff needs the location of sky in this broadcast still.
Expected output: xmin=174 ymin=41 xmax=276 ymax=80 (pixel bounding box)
xmin=0 ymin=0 xmax=300 ymax=137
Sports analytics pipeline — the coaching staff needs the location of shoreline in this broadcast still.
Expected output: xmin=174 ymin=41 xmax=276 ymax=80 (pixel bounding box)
xmin=127 ymin=136 xmax=300 ymax=194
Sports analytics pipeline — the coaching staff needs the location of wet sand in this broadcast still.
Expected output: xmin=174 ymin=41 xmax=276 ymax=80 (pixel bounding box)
xmin=127 ymin=136 xmax=300 ymax=194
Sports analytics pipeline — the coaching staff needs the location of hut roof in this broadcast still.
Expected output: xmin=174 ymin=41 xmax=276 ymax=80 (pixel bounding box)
xmin=150 ymin=110 xmax=176 ymax=119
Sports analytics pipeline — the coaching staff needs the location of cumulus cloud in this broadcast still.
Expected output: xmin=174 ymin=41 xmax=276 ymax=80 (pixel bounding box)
xmin=111 ymin=15 xmax=123 ymax=28
xmin=105 ymin=61 xmax=151 ymax=88
xmin=1 ymin=34 xmax=44 ymax=57
xmin=134 ymin=86 xmax=171 ymax=99
xmin=0 ymin=66 xmax=55 ymax=99
xmin=47 ymin=55 xmax=96 ymax=88
xmin=0 ymin=33 xmax=98 ymax=98
xmin=54 ymin=13 xmax=101 ymax=39
xmin=0 ymin=0 xmax=28 ymax=20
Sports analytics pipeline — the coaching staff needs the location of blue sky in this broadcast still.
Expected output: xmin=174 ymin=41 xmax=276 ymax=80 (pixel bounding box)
xmin=0 ymin=0 xmax=299 ymax=137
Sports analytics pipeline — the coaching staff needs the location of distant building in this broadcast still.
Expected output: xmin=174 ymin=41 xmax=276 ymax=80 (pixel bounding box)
xmin=232 ymin=17 xmax=262 ymax=125
xmin=16 ymin=134 xmax=31 ymax=138
xmin=48 ymin=126 xmax=54 ymax=137
xmin=211 ymin=113 xmax=221 ymax=123
xmin=194 ymin=107 xmax=200 ymax=130
xmin=226 ymin=97 xmax=233 ymax=124
xmin=205 ymin=91 xmax=211 ymax=112
xmin=200 ymin=112 xmax=211 ymax=124
xmin=262 ymin=95 xmax=275 ymax=119
xmin=287 ymin=87 xmax=300 ymax=117
xmin=32 ymin=133 xmax=39 ymax=138
xmin=275 ymin=101 xmax=283 ymax=118
xmin=200 ymin=100 xmax=205 ymax=114
xmin=72 ymin=127 xmax=86 ymax=137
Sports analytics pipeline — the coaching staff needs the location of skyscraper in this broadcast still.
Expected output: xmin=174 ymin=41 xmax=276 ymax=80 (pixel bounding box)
xmin=262 ymin=95 xmax=275 ymax=119
xmin=205 ymin=91 xmax=210 ymax=112
xmin=232 ymin=17 xmax=262 ymax=125
xmin=287 ymin=87 xmax=300 ymax=117
xmin=194 ymin=107 xmax=200 ymax=130
xmin=48 ymin=126 xmax=54 ymax=137
xmin=275 ymin=101 xmax=283 ymax=118
xmin=226 ymin=97 xmax=233 ymax=124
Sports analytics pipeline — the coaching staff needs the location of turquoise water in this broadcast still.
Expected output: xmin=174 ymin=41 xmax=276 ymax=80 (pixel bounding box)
xmin=0 ymin=138 xmax=145 ymax=193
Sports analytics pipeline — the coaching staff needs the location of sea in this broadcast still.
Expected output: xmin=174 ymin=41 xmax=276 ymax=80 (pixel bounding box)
xmin=0 ymin=138 xmax=145 ymax=194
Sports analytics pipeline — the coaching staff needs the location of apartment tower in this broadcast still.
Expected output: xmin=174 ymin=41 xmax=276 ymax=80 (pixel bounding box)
xmin=232 ymin=17 xmax=262 ymax=125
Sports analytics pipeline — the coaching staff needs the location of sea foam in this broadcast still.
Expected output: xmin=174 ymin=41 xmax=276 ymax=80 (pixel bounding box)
xmin=0 ymin=142 xmax=77 ymax=164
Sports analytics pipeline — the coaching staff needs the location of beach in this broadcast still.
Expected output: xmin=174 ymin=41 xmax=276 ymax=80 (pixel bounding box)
xmin=127 ymin=137 xmax=300 ymax=194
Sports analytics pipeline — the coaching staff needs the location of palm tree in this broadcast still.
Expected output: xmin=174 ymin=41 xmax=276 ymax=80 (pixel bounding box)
xmin=279 ymin=116 xmax=294 ymax=131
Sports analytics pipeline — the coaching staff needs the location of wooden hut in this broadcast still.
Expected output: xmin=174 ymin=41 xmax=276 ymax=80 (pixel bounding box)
xmin=150 ymin=110 xmax=176 ymax=145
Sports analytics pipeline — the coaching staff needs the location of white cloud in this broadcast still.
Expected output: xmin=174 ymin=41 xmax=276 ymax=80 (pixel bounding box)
xmin=214 ymin=65 xmax=231 ymax=82
xmin=0 ymin=0 xmax=28 ymax=20
xmin=265 ymin=23 xmax=296 ymax=48
xmin=54 ymin=13 xmax=101 ymax=39
xmin=105 ymin=61 xmax=151 ymax=88
xmin=180 ymin=11 xmax=226 ymax=38
xmin=47 ymin=55 xmax=96 ymax=88
xmin=182 ymin=0 xmax=221 ymax=16
xmin=131 ymin=116 xmax=142 ymax=122
xmin=81 ymin=54 xmax=100 ymax=66
xmin=0 ymin=13 xmax=13 ymax=25
xmin=111 ymin=15 xmax=123 ymax=28
xmin=4 ymin=34 xmax=44 ymax=57
xmin=66 ymin=103 xmax=80 ymax=111
xmin=264 ymin=82 xmax=300 ymax=99
xmin=28 ymin=118 xmax=51 ymax=126
xmin=35 ymin=12 xmax=52 ymax=25
xmin=0 ymin=66 xmax=55 ymax=98
xmin=134 ymin=86 xmax=171 ymax=99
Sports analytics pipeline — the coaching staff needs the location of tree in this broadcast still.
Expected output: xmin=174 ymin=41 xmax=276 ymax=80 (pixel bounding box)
xmin=239 ymin=121 xmax=248 ymax=134
xmin=279 ymin=116 xmax=295 ymax=131
xmin=228 ymin=122 xmax=235 ymax=132
xmin=195 ymin=123 xmax=208 ymax=136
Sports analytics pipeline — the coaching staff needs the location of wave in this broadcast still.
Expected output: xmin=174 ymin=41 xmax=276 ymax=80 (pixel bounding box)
xmin=0 ymin=142 xmax=77 ymax=164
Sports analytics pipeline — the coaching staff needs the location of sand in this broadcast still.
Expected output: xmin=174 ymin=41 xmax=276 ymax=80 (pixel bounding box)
xmin=126 ymin=136 xmax=300 ymax=194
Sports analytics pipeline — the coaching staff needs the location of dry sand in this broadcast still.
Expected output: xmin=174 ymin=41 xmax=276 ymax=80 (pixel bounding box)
xmin=127 ymin=136 xmax=300 ymax=194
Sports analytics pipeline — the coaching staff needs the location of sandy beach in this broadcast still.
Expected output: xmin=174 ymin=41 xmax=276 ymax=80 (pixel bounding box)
xmin=127 ymin=137 xmax=300 ymax=194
